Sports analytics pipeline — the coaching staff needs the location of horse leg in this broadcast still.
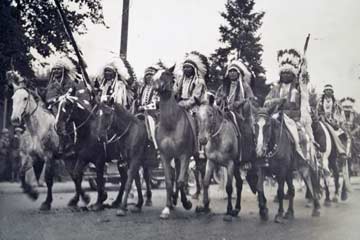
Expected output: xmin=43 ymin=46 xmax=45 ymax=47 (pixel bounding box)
xmin=195 ymin=159 xmax=214 ymax=213
xmin=284 ymin=173 xmax=295 ymax=220
xmin=63 ymin=158 xmax=80 ymax=207
xmin=90 ymin=159 xmax=107 ymax=211
xmin=172 ymin=159 xmax=180 ymax=206
xmin=232 ymin=165 xmax=243 ymax=217
xmin=223 ymin=161 xmax=234 ymax=222
xmin=178 ymin=155 xmax=192 ymax=211
xmin=117 ymin=159 xmax=141 ymax=216
xmin=323 ymin=174 xmax=332 ymax=207
xmin=299 ymin=166 xmax=321 ymax=217
xmin=40 ymin=159 xmax=55 ymax=211
xmin=160 ymin=156 xmax=174 ymax=219
xmin=20 ymin=154 xmax=39 ymax=200
xmin=111 ymin=163 xmax=127 ymax=208
xmin=274 ymin=176 xmax=285 ymax=223
xmin=130 ymin=171 xmax=144 ymax=213
xmin=257 ymin=167 xmax=268 ymax=221
xmin=143 ymin=166 xmax=152 ymax=206
xmin=332 ymin=167 xmax=340 ymax=203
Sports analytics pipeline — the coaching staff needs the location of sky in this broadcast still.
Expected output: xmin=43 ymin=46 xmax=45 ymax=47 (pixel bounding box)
xmin=72 ymin=0 xmax=360 ymax=109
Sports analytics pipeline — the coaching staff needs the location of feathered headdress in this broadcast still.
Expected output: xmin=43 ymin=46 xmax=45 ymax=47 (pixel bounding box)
xmin=277 ymin=49 xmax=301 ymax=75
xmin=340 ymin=97 xmax=355 ymax=112
xmin=99 ymin=57 xmax=133 ymax=82
xmin=50 ymin=57 xmax=78 ymax=81
xmin=182 ymin=51 xmax=209 ymax=81
xmin=225 ymin=59 xmax=252 ymax=84
xmin=6 ymin=70 xmax=25 ymax=89
xmin=143 ymin=60 xmax=167 ymax=78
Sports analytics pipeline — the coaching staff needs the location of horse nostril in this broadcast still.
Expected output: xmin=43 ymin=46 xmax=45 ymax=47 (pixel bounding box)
xmin=199 ymin=137 xmax=208 ymax=145
xmin=11 ymin=117 xmax=20 ymax=126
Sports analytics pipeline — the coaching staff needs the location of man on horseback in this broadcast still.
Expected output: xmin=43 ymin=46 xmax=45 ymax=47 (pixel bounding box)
xmin=137 ymin=63 xmax=164 ymax=159
xmin=264 ymin=49 xmax=315 ymax=164
xmin=215 ymin=58 xmax=254 ymax=164
xmin=317 ymin=85 xmax=347 ymax=158
xmin=174 ymin=51 xmax=209 ymax=159
xmin=96 ymin=57 xmax=137 ymax=111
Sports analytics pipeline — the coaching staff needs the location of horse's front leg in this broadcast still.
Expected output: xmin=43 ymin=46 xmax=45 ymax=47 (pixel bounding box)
xmin=159 ymin=155 xmax=174 ymax=219
xmin=256 ymin=167 xmax=268 ymax=221
xmin=274 ymin=176 xmax=285 ymax=223
xmin=284 ymin=173 xmax=295 ymax=220
xmin=116 ymin=158 xmax=140 ymax=216
xmin=90 ymin=158 xmax=107 ymax=211
xmin=142 ymin=166 xmax=152 ymax=206
xmin=20 ymin=154 xmax=39 ymax=200
xmin=232 ymin=165 xmax=243 ymax=217
xmin=323 ymin=173 xmax=332 ymax=207
xmin=299 ymin=166 xmax=321 ymax=217
xmin=223 ymin=161 xmax=234 ymax=222
xmin=40 ymin=157 xmax=55 ymax=211
xmin=178 ymin=155 xmax=192 ymax=211
xmin=63 ymin=157 xmax=81 ymax=207
xmin=195 ymin=159 xmax=214 ymax=213
xmin=111 ymin=162 xmax=127 ymax=208
xmin=131 ymin=171 xmax=144 ymax=213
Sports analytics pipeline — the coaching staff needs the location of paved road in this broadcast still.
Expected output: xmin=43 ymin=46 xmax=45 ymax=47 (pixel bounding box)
xmin=1 ymin=178 xmax=360 ymax=240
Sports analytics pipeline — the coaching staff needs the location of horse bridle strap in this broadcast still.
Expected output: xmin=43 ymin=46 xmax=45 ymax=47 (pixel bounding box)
xmin=15 ymin=87 xmax=39 ymax=119
xmin=106 ymin=122 xmax=132 ymax=144
xmin=211 ymin=119 xmax=225 ymax=138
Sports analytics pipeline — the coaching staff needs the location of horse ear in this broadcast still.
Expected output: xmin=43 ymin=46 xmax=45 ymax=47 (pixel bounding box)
xmin=208 ymin=94 xmax=215 ymax=106
xmin=168 ymin=64 xmax=176 ymax=73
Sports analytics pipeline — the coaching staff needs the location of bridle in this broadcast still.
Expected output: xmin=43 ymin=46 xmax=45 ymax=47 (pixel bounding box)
xmin=14 ymin=87 xmax=39 ymax=121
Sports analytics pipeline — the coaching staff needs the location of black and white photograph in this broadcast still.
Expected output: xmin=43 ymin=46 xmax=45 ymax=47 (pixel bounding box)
xmin=1 ymin=0 xmax=360 ymax=239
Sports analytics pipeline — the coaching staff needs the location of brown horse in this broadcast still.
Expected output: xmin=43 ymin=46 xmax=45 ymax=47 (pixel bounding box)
xmin=152 ymin=66 xmax=194 ymax=219
xmin=254 ymin=104 xmax=321 ymax=223
xmin=93 ymin=99 xmax=152 ymax=216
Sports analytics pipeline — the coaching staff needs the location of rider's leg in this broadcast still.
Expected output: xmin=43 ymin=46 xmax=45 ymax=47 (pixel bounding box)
xmin=146 ymin=115 xmax=161 ymax=160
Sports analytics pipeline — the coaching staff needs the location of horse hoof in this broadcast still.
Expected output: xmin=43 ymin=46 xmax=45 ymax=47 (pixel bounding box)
xmin=67 ymin=198 xmax=78 ymax=207
xmin=90 ymin=204 xmax=104 ymax=212
xmin=332 ymin=196 xmax=339 ymax=203
xmin=145 ymin=200 xmax=152 ymax=207
xmin=191 ymin=193 xmax=200 ymax=200
xmin=305 ymin=200 xmax=313 ymax=208
xmin=284 ymin=211 xmax=294 ymax=220
xmin=82 ymin=194 xmax=91 ymax=205
xmin=223 ymin=215 xmax=233 ymax=222
xmin=183 ymin=200 xmax=192 ymax=210
xmin=312 ymin=209 xmax=320 ymax=217
xmin=111 ymin=200 xmax=121 ymax=209
xmin=116 ymin=208 xmax=127 ymax=217
xmin=259 ymin=208 xmax=269 ymax=221
xmin=130 ymin=206 xmax=142 ymax=213
xmin=274 ymin=214 xmax=284 ymax=224
xmin=230 ymin=209 xmax=240 ymax=217
xmin=324 ymin=199 xmax=332 ymax=207
xmin=195 ymin=206 xmax=210 ymax=214
xmin=40 ymin=202 xmax=51 ymax=211
xmin=160 ymin=207 xmax=170 ymax=219
xmin=341 ymin=191 xmax=348 ymax=201
xmin=273 ymin=196 xmax=279 ymax=203
xmin=101 ymin=192 xmax=108 ymax=203
xmin=28 ymin=190 xmax=39 ymax=201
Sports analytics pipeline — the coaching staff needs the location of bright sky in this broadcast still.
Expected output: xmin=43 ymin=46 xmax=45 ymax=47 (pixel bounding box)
xmin=75 ymin=0 xmax=360 ymax=109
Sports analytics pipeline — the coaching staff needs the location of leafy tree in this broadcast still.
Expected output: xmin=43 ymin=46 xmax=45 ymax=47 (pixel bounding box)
xmin=209 ymin=0 xmax=269 ymax=104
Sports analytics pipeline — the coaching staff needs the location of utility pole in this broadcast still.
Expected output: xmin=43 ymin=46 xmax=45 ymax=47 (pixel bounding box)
xmin=120 ymin=0 xmax=130 ymax=59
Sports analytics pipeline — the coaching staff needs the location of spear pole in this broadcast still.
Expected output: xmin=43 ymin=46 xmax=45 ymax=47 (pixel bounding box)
xmin=53 ymin=0 xmax=92 ymax=92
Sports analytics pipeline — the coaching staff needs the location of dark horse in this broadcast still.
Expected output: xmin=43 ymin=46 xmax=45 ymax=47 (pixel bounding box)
xmin=93 ymin=98 xmax=153 ymax=216
xmin=54 ymin=88 xmax=107 ymax=211
xmin=152 ymin=66 xmax=194 ymax=219
xmin=254 ymin=104 xmax=321 ymax=223
xmin=312 ymin=111 xmax=349 ymax=205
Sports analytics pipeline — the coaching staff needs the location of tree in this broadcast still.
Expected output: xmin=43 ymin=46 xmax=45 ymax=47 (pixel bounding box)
xmin=0 ymin=0 xmax=104 ymax=84
xmin=209 ymin=0 xmax=269 ymax=104
xmin=0 ymin=0 xmax=104 ymax=128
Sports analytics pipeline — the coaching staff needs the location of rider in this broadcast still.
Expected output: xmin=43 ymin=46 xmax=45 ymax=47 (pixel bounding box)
xmin=45 ymin=58 xmax=79 ymax=154
xmin=137 ymin=63 xmax=164 ymax=159
xmin=264 ymin=49 xmax=315 ymax=164
xmin=96 ymin=57 xmax=137 ymax=111
xmin=215 ymin=58 xmax=254 ymax=164
xmin=317 ymin=85 xmax=347 ymax=157
xmin=174 ymin=51 xmax=208 ymax=159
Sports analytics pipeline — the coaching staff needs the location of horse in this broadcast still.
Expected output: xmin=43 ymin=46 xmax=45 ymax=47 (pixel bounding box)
xmin=254 ymin=103 xmax=321 ymax=223
xmin=54 ymin=88 xmax=107 ymax=210
xmin=311 ymin=111 xmax=349 ymax=205
xmin=93 ymin=98 xmax=153 ymax=216
xmin=194 ymin=97 xmax=245 ymax=221
xmin=152 ymin=66 xmax=194 ymax=219
xmin=11 ymin=86 xmax=60 ymax=210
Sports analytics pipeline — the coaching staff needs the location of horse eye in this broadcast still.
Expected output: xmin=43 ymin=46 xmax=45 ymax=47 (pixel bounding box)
xmin=24 ymin=97 xmax=27 ymax=101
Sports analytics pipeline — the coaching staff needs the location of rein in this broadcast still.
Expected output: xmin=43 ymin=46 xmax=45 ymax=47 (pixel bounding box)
xmin=106 ymin=121 xmax=132 ymax=144
xmin=265 ymin=114 xmax=285 ymax=159
xmin=15 ymin=87 xmax=39 ymax=120
xmin=211 ymin=118 xmax=225 ymax=138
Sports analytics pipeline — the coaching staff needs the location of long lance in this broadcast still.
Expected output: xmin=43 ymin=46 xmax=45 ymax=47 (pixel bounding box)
xmin=54 ymin=0 xmax=92 ymax=93
xmin=297 ymin=33 xmax=311 ymax=81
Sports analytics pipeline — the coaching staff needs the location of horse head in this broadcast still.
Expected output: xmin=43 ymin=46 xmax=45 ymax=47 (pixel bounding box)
xmin=152 ymin=65 xmax=176 ymax=94
xmin=11 ymin=88 xmax=37 ymax=126
xmin=93 ymin=98 xmax=116 ymax=142
xmin=253 ymin=101 xmax=283 ymax=158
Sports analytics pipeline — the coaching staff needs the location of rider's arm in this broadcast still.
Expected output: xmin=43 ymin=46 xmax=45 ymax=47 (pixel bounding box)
xmin=179 ymin=79 xmax=206 ymax=109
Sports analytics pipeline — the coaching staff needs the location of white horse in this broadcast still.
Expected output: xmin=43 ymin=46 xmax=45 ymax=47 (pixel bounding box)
xmin=11 ymin=85 xmax=59 ymax=210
